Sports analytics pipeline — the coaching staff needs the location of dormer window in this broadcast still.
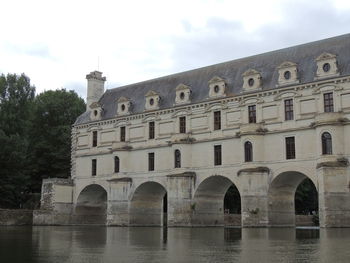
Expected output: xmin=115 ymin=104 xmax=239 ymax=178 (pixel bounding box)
xmin=145 ymin=90 xmax=160 ymax=111
xmin=90 ymin=102 xmax=102 ymax=121
xmin=117 ymin=96 xmax=131 ymax=115
xmin=208 ymin=76 xmax=226 ymax=98
xmin=277 ymin=61 xmax=299 ymax=87
xmin=175 ymin=84 xmax=191 ymax=105
xmin=315 ymin=52 xmax=339 ymax=80
xmin=242 ymin=69 xmax=262 ymax=92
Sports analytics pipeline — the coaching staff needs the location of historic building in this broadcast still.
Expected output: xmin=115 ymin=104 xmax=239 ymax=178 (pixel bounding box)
xmin=34 ymin=34 xmax=350 ymax=227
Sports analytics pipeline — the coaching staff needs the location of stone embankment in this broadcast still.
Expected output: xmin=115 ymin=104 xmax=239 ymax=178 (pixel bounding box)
xmin=0 ymin=209 xmax=33 ymax=225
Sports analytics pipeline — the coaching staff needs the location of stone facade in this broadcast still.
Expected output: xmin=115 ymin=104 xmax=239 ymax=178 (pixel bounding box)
xmin=34 ymin=34 xmax=350 ymax=227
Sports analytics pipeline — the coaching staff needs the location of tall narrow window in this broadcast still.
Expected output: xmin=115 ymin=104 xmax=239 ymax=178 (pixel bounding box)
xmin=214 ymin=145 xmax=222 ymax=165
xmin=92 ymin=131 xmax=97 ymax=147
xmin=148 ymin=152 xmax=154 ymax=171
xmin=324 ymin=92 xmax=334 ymax=112
xmin=214 ymin=111 xmax=221 ymax=130
xmin=322 ymin=132 xmax=332 ymax=155
xmin=120 ymin=126 xmax=126 ymax=142
xmin=114 ymin=156 xmax=120 ymax=173
xmin=286 ymin=137 xmax=296 ymax=159
xmin=149 ymin=121 xmax=155 ymax=139
xmin=248 ymin=105 xmax=256 ymax=123
xmin=244 ymin=141 xmax=253 ymax=162
xmin=174 ymin=149 xmax=181 ymax=168
xmin=92 ymin=159 xmax=97 ymax=176
xmin=179 ymin=116 xmax=186 ymax=133
xmin=284 ymin=99 xmax=294 ymax=121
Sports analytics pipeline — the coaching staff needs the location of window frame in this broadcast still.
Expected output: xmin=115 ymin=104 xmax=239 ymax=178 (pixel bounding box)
xmin=114 ymin=156 xmax=120 ymax=173
xmin=214 ymin=145 xmax=222 ymax=166
xmin=248 ymin=105 xmax=257 ymax=123
xmin=174 ymin=149 xmax=181 ymax=168
xmin=120 ymin=126 xmax=126 ymax=142
xmin=214 ymin=111 xmax=221 ymax=130
xmin=284 ymin=99 xmax=294 ymax=121
xmin=92 ymin=159 xmax=97 ymax=176
xmin=149 ymin=121 xmax=155 ymax=139
xmin=148 ymin=152 xmax=155 ymax=171
xmin=92 ymin=131 xmax=98 ymax=147
xmin=244 ymin=141 xmax=253 ymax=162
xmin=285 ymin=136 xmax=296 ymax=160
xmin=323 ymin=92 xmax=334 ymax=113
xmin=321 ymin=132 xmax=332 ymax=155
xmin=179 ymin=116 xmax=186 ymax=134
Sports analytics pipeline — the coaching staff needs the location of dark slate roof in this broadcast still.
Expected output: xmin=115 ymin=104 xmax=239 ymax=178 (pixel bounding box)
xmin=75 ymin=33 xmax=350 ymax=125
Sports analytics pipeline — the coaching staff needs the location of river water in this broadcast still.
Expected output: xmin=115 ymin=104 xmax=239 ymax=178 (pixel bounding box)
xmin=1 ymin=226 xmax=350 ymax=263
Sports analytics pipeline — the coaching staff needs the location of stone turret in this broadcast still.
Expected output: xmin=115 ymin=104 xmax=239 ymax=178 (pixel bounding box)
xmin=86 ymin=71 xmax=106 ymax=111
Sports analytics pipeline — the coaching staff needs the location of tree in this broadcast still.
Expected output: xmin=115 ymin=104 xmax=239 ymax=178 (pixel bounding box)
xmin=0 ymin=73 xmax=35 ymax=208
xmin=29 ymin=89 xmax=85 ymax=192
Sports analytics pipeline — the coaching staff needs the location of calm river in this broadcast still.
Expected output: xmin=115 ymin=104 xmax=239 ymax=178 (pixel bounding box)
xmin=1 ymin=226 xmax=350 ymax=263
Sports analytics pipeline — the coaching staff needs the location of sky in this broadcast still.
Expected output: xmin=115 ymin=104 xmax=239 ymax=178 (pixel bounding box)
xmin=1 ymin=0 xmax=350 ymax=99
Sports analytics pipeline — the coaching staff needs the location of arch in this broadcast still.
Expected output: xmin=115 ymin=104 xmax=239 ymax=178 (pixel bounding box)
xmin=321 ymin=132 xmax=332 ymax=155
xmin=244 ymin=141 xmax=253 ymax=162
xmin=129 ymin=181 xmax=167 ymax=226
xmin=75 ymin=184 xmax=107 ymax=225
xmin=192 ymin=176 xmax=241 ymax=226
xmin=268 ymin=171 xmax=318 ymax=227
xmin=174 ymin=149 xmax=181 ymax=168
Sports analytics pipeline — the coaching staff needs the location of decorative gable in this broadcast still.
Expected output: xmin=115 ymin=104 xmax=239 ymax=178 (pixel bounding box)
xmin=208 ymin=76 xmax=226 ymax=98
xmin=242 ymin=69 xmax=262 ymax=92
xmin=117 ymin=96 xmax=131 ymax=115
xmin=175 ymin=84 xmax=191 ymax=105
xmin=90 ymin=102 xmax=102 ymax=121
xmin=145 ymin=90 xmax=160 ymax=111
xmin=315 ymin=52 xmax=339 ymax=80
xmin=277 ymin=61 xmax=299 ymax=87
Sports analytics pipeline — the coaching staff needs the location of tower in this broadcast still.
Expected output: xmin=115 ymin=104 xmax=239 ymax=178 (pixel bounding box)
xmin=86 ymin=71 xmax=106 ymax=111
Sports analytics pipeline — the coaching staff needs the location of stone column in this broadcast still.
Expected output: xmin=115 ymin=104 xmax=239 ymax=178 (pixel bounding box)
xmin=106 ymin=178 xmax=132 ymax=226
xmin=317 ymin=160 xmax=350 ymax=227
xmin=167 ymin=172 xmax=195 ymax=226
xmin=239 ymin=167 xmax=269 ymax=227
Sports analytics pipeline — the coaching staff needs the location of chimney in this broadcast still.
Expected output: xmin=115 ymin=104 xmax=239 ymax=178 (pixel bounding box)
xmin=86 ymin=71 xmax=106 ymax=111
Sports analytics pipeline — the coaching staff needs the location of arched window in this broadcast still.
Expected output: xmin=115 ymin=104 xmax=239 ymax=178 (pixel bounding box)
xmin=322 ymin=132 xmax=332 ymax=155
xmin=174 ymin=150 xmax=181 ymax=168
xmin=244 ymin=141 xmax=253 ymax=162
xmin=114 ymin=156 xmax=120 ymax=173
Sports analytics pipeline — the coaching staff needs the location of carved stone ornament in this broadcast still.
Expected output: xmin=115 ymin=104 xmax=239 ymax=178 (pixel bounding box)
xmin=208 ymin=76 xmax=226 ymax=98
xmin=175 ymin=84 xmax=191 ymax=105
xmin=145 ymin=90 xmax=160 ymax=111
xmin=277 ymin=61 xmax=299 ymax=87
xmin=89 ymin=102 xmax=102 ymax=120
xmin=117 ymin=96 xmax=131 ymax=115
xmin=242 ymin=69 xmax=262 ymax=92
xmin=315 ymin=52 xmax=339 ymax=80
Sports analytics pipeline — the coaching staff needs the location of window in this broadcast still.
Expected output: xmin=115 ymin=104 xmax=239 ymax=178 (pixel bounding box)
xmin=284 ymin=99 xmax=294 ymax=121
xmin=214 ymin=111 xmax=221 ymax=130
xmin=120 ymin=126 xmax=126 ymax=142
xmin=285 ymin=137 xmax=296 ymax=159
xmin=114 ymin=156 xmax=120 ymax=173
xmin=148 ymin=152 xmax=154 ymax=171
xmin=149 ymin=121 xmax=155 ymax=139
xmin=174 ymin=150 xmax=181 ymax=168
xmin=92 ymin=131 xmax=97 ymax=147
xmin=322 ymin=132 xmax=332 ymax=155
xmin=324 ymin=92 xmax=334 ymax=112
xmin=179 ymin=116 xmax=186 ymax=133
xmin=248 ymin=105 xmax=256 ymax=123
xmin=214 ymin=145 xmax=222 ymax=166
xmin=244 ymin=141 xmax=253 ymax=162
xmin=92 ymin=159 xmax=97 ymax=176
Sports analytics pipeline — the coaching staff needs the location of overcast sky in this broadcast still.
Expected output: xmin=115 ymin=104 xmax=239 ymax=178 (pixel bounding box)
xmin=1 ymin=0 xmax=350 ymax=98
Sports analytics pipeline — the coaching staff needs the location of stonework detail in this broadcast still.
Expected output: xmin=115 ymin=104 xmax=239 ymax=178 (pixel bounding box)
xmin=145 ymin=90 xmax=160 ymax=111
xmin=277 ymin=61 xmax=299 ymax=86
xmin=315 ymin=52 xmax=340 ymax=80
xmin=175 ymin=84 xmax=191 ymax=105
xmin=242 ymin=69 xmax=262 ymax=92
xmin=208 ymin=76 xmax=226 ymax=98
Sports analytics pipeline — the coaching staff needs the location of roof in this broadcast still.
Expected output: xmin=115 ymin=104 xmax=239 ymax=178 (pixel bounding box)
xmin=75 ymin=33 xmax=350 ymax=125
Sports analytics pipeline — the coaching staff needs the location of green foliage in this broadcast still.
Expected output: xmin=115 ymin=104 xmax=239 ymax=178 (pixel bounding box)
xmin=0 ymin=73 xmax=85 ymax=208
xmin=295 ymin=178 xmax=319 ymax=215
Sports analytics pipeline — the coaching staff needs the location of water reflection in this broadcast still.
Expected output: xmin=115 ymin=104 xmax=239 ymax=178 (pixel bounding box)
xmin=1 ymin=226 xmax=350 ymax=263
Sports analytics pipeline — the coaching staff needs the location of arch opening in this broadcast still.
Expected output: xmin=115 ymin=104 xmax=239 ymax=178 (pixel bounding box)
xmin=268 ymin=172 xmax=318 ymax=227
xmin=129 ymin=182 xmax=167 ymax=226
xmin=75 ymin=184 xmax=107 ymax=225
xmin=192 ymin=176 xmax=241 ymax=227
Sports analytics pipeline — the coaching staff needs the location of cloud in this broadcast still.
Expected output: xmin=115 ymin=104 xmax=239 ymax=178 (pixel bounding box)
xmin=4 ymin=42 xmax=54 ymax=60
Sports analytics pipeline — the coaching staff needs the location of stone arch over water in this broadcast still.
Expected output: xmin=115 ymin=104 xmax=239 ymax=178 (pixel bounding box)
xmin=129 ymin=181 xmax=167 ymax=226
xmin=268 ymin=171 xmax=318 ymax=227
xmin=192 ymin=175 xmax=241 ymax=226
xmin=75 ymin=184 xmax=107 ymax=224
